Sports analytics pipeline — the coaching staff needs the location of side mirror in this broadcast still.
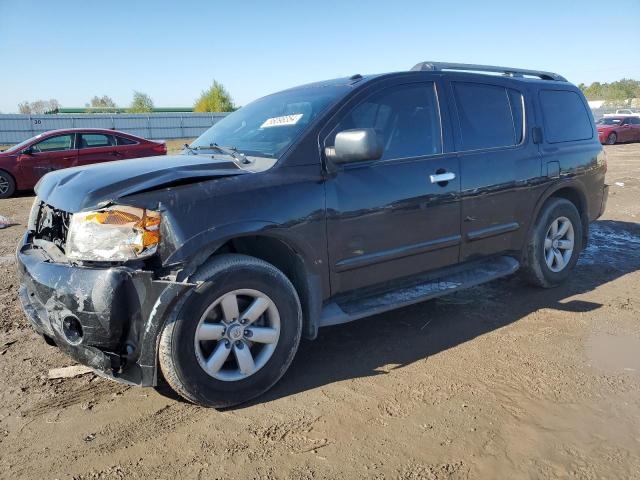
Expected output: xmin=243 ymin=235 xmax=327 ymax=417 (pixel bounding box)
xmin=21 ymin=146 xmax=34 ymax=155
xmin=326 ymin=128 xmax=382 ymax=163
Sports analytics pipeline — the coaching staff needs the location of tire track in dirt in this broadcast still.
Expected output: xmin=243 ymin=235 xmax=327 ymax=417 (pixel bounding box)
xmin=248 ymin=415 xmax=330 ymax=454
xmin=24 ymin=380 xmax=130 ymax=416
xmin=94 ymin=402 xmax=205 ymax=454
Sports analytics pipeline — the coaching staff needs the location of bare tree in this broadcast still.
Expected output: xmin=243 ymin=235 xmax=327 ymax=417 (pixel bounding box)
xmin=85 ymin=95 xmax=116 ymax=111
xmin=18 ymin=99 xmax=60 ymax=114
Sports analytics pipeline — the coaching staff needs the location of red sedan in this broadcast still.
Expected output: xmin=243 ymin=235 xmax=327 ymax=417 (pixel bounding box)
xmin=597 ymin=116 xmax=640 ymax=145
xmin=0 ymin=128 xmax=166 ymax=198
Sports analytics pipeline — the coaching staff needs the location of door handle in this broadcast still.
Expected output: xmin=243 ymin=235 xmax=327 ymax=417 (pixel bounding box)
xmin=429 ymin=172 xmax=456 ymax=184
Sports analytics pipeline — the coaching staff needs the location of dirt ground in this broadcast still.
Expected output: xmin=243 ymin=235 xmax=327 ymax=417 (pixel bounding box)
xmin=1 ymin=144 xmax=639 ymax=479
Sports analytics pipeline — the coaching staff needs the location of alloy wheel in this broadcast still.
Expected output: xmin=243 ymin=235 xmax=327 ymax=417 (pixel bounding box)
xmin=544 ymin=216 xmax=575 ymax=273
xmin=0 ymin=177 xmax=9 ymax=195
xmin=193 ymin=289 xmax=280 ymax=381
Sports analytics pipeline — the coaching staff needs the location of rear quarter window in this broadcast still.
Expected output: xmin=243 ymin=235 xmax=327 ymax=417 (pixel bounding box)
xmin=539 ymin=89 xmax=593 ymax=143
xmin=116 ymin=136 xmax=137 ymax=145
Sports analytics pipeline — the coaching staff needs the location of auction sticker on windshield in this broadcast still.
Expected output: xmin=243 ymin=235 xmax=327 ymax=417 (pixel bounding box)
xmin=260 ymin=113 xmax=304 ymax=128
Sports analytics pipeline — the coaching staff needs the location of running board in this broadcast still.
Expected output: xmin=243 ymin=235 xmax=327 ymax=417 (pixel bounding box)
xmin=318 ymin=256 xmax=520 ymax=327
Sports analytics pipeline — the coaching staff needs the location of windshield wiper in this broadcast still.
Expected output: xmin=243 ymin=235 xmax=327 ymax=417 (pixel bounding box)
xmin=183 ymin=144 xmax=206 ymax=154
xmin=185 ymin=143 xmax=251 ymax=164
xmin=210 ymin=143 xmax=250 ymax=164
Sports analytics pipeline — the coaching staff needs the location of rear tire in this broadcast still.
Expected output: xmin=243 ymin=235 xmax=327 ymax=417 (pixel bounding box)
xmin=606 ymin=132 xmax=617 ymax=145
xmin=0 ymin=171 xmax=16 ymax=199
xmin=522 ymin=198 xmax=583 ymax=288
xmin=159 ymin=254 xmax=302 ymax=408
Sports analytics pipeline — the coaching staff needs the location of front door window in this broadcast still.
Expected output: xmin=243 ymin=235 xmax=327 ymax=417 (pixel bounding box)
xmin=32 ymin=135 xmax=73 ymax=152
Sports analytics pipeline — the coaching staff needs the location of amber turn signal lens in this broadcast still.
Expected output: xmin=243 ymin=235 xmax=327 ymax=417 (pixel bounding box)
xmin=85 ymin=210 xmax=140 ymax=225
xmin=141 ymin=230 xmax=160 ymax=250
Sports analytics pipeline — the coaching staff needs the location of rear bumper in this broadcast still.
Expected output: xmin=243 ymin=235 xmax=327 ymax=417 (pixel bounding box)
xmin=17 ymin=235 xmax=192 ymax=386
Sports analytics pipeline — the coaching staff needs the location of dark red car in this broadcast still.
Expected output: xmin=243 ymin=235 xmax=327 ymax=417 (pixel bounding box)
xmin=0 ymin=128 xmax=166 ymax=198
xmin=597 ymin=116 xmax=640 ymax=145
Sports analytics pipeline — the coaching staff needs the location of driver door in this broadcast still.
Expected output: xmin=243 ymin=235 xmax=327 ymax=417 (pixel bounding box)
xmin=619 ymin=118 xmax=636 ymax=142
xmin=323 ymin=80 xmax=461 ymax=295
xmin=18 ymin=134 xmax=78 ymax=185
xmin=631 ymin=117 xmax=640 ymax=141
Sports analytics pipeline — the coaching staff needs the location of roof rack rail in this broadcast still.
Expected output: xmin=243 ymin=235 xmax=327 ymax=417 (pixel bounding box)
xmin=410 ymin=61 xmax=567 ymax=82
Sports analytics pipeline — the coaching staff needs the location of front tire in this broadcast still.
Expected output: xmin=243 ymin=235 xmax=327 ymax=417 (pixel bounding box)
xmin=159 ymin=254 xmax=302 ymax=408
xmin=0 ymin=170 xmax=16 ymax=199
xmin=522 ymin=198 xmax=583 ymax=288
xmin=606 ymin=132 xmax=617 ymax=145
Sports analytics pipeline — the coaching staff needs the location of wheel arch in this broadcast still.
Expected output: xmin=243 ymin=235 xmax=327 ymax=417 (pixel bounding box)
xmin=179 ymin=232 xmax=322 ymax=341
xmin=529 ymin=181 xmax=590 ymax=248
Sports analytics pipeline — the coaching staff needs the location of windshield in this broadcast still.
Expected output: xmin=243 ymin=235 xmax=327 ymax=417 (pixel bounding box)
xmin=596 ymin=118 xmax=623 ymax=125
xmin=4 ymin=134 xmax=45 ymax=153
xmin=190 ymin=85 xmax=350 ymax=158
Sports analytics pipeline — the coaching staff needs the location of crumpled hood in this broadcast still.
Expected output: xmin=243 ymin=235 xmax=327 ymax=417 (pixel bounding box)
xmin=36 ymin=154 xmax=246 ymax=212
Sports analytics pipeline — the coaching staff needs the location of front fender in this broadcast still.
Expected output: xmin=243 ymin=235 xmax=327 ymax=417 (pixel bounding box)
xmin=162 ymin=219 xmax=320 ymax=280
xmin=163 ymin=219 xmax=278 ymax=270
xmin=162 ymin=219 xmax=325 ymax=340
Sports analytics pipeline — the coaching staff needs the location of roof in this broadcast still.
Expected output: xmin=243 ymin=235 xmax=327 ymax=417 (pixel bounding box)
xmin=33 ymin=128 xmax=147 ymax=138
xmin=410 ymin=61 xmax=567 ymax=82
xmin=283 ymin=62 xmax=571 ymax=98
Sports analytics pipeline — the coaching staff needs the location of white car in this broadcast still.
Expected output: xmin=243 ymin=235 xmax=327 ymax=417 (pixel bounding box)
xmin=603 ymin=109 xmax=640 ymax=118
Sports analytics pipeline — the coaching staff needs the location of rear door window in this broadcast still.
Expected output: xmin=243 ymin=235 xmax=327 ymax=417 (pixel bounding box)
xmin=452 ymin=82 xmax=523 ymax=151
xmin=539 ymin=90 xmax=593 ymax=143
xmin=79 ymin=134 xmax=115 ymax=149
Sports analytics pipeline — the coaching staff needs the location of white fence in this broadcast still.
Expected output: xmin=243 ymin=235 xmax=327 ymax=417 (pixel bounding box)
xmin=0 ymin=113 xmax=229 ymax=144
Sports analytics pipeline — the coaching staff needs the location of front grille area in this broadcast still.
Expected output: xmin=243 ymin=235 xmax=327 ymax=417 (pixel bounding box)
xmin=34 ymin=202 xmax=71 ymax=252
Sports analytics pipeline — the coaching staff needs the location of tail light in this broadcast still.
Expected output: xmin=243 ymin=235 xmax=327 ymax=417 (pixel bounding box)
xmin=152 ymin=142 xmax=167 ymax=154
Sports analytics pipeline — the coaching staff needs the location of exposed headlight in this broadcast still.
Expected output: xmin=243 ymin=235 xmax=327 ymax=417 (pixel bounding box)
xmin=27 ymin=197 xmax=41 ymax=231
xmin=66 ymin=206 xmax=160 ymax=262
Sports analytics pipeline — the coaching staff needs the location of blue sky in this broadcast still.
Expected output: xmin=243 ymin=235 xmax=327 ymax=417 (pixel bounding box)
xmin=1 ymin=0 xmax=639 ymax=113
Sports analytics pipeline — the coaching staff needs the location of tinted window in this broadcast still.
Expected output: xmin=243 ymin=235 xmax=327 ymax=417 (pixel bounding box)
xmin=597 ymin=117 xmax=623 ymax=126
xmin=329 ymin=83 xmax=442 ymax=160
xmin=540 ymin=90 xmax=593 ymax=143
xmin=630 ymin=117 xmax=640 ymax=125
xmin=453 ymin=82 xmax=520 ymax=150
xmin=32 ymin=135 xmax=73 ymax=152
xmin=116 ymin=136 xmax=137 ymax=145
xmin=80 ymin=134 xmax=114 ymax=148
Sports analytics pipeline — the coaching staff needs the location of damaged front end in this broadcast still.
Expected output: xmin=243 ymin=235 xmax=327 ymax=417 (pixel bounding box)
xmin=17 ymin=199 xmax=193 ymax=386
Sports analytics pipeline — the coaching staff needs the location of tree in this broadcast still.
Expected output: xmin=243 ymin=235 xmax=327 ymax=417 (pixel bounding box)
xmin=18 ymin=99 xmax=60 ymax=114
xmin=86 ymin=95 xmax=116 ymax=112
xmin=194 ymin=80 xmax=235 ymax=112
xmin=129 ymin=91 xmax=154 ymax=113
xmin=580 ymin=79 xmax=640 ymax=104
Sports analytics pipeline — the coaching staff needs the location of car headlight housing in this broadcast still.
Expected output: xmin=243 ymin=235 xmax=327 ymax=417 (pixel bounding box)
xmin=66 ymin=206 xmax=161 ymax=262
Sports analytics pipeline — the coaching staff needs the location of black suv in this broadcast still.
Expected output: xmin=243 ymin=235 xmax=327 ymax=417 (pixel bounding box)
xmin=17 ymin=62 xmax=608 ymax=407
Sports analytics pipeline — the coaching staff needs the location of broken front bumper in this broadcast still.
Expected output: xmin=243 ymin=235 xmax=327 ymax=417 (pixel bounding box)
xmin=16 ymin=234 xmax=192 ymax=386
